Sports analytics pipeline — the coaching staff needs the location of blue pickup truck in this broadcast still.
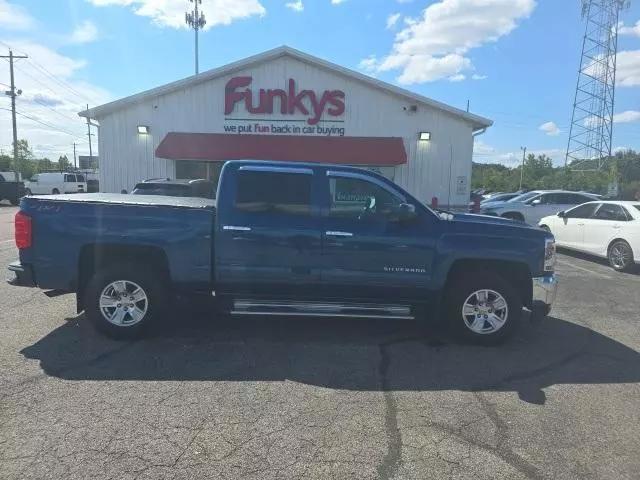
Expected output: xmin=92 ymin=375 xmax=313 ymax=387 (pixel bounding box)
xmin=8 ymin=160 xmax=557 ymax=344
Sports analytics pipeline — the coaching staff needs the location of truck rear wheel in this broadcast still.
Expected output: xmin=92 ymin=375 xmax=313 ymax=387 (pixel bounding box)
xmin=445 ymin=272 xmax=522 ymax=345
xmin=84 ymin=264 xmax=168 ymax=339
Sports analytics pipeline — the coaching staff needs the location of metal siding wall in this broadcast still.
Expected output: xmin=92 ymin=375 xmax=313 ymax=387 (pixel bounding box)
xmin=94 ymin=55 xmax=478 ymax=205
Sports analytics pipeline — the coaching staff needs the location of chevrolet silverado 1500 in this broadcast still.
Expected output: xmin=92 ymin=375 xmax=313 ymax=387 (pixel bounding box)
xmin=8 ymin=161 xmax=557 ymax=344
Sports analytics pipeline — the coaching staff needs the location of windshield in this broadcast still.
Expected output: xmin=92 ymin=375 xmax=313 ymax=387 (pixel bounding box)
xmin=132 ymin=184 xmax=192 ymax=197
xmin=507 ymin=192 xmax=539 ymax=203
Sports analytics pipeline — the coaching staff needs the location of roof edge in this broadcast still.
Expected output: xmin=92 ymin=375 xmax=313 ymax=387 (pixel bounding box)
xmin=79 ymin=45 xmax=492 ymax=129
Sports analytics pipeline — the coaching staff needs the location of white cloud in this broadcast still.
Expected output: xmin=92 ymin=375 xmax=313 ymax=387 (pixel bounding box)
xmin=285 ymin=0 xmax=303 ymax=12
xmin=358 ymin=54 xmax=379 ymax=73
xmin=449 ymin=73 xmax=466 ymax=82
xmin=472 ymin=73 xmax=487 ymax=80
xmin=331 ymin=0 xmax=347 ymax=4
xmin=386 ymin=13 xmax=401 ymax=30
xmin=69 ymin=20 xmax=99 ymax=44
xmin=0 ymin=0 xmax=35 ymax=30
xmin=617 ymin=50 xmax=640 ymax=87
xmin=0 ymin=39 xmax=112 ymax=160
xmin=473 ymin=140 xmax=495 ymax=156
xmin=619 ymin=20 xmax=640 ymax=37
xmin=87 ymin=0 xmax=266 ymax=30
xmin=613 ymin=110 xmax=640 ymax=124
xmin=375 ymin=0 xmax=536 ymax=84
xmin=539 ymin=121 xmax=560 ymax=136
xmin=477 ymin=148 xmax=565 ymax=167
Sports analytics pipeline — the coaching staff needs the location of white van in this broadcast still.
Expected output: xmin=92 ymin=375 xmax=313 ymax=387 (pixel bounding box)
xmin=25 ymin=172 xmax=88 ymax=195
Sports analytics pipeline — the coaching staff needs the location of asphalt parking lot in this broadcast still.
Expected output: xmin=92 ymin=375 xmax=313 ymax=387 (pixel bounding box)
xmin=1 ymin=202 xmax=639 ymax=480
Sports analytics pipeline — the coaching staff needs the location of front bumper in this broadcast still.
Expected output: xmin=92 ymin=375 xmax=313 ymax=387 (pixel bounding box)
xmin=7 ymin=261 xmax=36 ymax=287
xmin=530 ymin=274 xmax=558 ymax=321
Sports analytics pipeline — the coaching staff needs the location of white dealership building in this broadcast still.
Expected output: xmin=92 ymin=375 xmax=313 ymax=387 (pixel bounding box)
xmin=80 ymin=46 xmax=492 ymax=206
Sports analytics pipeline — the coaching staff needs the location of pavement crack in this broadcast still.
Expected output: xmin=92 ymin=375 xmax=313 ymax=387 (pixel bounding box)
xmin=376 ymin=341 xmax=403 ymax=480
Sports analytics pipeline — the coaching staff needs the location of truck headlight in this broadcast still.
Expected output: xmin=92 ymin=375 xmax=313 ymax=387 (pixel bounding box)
xmin=544 ymin=238 xmax=556 ymax=272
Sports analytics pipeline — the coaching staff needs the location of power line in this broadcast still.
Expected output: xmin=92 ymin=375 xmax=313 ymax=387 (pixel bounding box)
xmin=28 ymin=95 xmax=84 ymax=123
xmin=0 ymin=107 xmax=86 ymax=141
xmin=26 ymin=58 xmax=97 ymax=104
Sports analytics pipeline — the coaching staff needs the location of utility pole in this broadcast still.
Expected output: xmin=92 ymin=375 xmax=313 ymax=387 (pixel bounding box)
xmin=185 ymin=0 xmax=206 ymax=75
xmin=73 ymin=142 xmax=77 ymax=169
xmin=519 ymin=146 xmax=527 ymax=191
xmin=1 ymin=50 xmax=28 ymax=182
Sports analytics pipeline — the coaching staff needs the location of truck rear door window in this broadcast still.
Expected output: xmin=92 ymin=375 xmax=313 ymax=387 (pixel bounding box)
xmin=235 ymin=171 xmax=312 ymax=216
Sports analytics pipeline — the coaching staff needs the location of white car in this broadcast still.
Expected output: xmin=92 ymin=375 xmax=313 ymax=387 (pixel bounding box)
xmin=480 ymin=190 xmax=599 ymax=225
xmin=24 ymin=172 xmax=87 ymax=195
xmin=539 ymin=201 xmax=640 ymax=272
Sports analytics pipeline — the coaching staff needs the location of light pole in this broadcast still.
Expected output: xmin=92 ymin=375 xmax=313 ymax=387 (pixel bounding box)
xmin=185 ymin=0 xmax=206 ymax=75
xmin=519 ymin=146 xmax=527 ymax=191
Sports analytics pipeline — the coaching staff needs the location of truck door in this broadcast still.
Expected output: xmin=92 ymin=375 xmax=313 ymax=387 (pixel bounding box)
xmin=215 ymin=165 xmax=322 ymax=297
xmin=320 ymin=170 xmax=438 ymax=303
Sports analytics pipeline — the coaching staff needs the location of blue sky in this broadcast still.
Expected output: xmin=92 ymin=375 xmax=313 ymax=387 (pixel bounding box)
xmin=1 ymin=0 xmax=639 ymax=165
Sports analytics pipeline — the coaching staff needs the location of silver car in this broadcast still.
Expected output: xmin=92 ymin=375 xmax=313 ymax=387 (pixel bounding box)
xmin=480 ymin=190 xmax=600 ymax=225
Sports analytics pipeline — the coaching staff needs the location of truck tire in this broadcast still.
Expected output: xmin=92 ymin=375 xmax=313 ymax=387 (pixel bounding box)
xmin=52 ymin=188 xmax=60 ymax=195
xmin=9 ymin=197 xmax=19 ymax=206
xmin=84 ymin=264 xmax=168 ymax=339
xmin=445 ymin=271 xmax=522 ymax=345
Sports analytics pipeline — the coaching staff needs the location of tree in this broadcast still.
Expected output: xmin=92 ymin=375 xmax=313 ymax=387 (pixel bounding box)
xmin=0 ymin=153 xmax=11 ymax=171
xmin=58 ymin=155 xmax=71 ymax=171
xmin=471 ymin=151 xmax=640 ymax=196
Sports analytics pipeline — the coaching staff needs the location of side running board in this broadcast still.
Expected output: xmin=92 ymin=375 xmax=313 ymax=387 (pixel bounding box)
xmin=231 ymin=299 xmax=414 ymax=320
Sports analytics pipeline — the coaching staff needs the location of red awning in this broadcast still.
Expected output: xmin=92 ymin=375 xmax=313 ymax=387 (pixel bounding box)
xmin=155 ymin=132 xmax=407 ymax=166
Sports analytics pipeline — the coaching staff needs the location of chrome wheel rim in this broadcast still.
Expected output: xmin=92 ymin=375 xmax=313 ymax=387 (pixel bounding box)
xmin=99 ymin=280 xmax=148 ymax=327
xmin=610 ymin=244 xmax=630 ymax=269
xmin=462 ymin=289 xmax=509 ymax=335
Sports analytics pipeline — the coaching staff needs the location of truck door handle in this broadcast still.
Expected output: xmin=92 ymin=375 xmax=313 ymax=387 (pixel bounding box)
xmin=223 ymin=225 xmax=252 ymax=232
xmin=326 ymin=231 xmax=353 ymax=237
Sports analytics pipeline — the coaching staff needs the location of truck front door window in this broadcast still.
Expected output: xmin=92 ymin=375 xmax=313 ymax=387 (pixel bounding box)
xmin=329 ymin=177 xmax=402 ymax=222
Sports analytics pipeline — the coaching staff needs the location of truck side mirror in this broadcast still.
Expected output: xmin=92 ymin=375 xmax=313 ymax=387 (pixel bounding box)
xmin=397 ymin=203 xmax=417 ymax=222
xmin=557 ymin=211 xmax=566 ymax=218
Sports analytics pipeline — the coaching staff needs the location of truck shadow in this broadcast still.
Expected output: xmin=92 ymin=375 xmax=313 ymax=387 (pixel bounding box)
xmin=20 ymin=312 xmax=640 ymax=405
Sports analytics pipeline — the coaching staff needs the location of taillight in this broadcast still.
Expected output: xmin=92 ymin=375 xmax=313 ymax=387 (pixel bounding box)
xmin=15 ymin=211 xmax=32 ymax=249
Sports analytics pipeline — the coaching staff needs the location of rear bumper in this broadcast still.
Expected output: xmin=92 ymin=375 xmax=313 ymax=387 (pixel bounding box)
xmin=530 ymin=274 xmax=558 ymax=321
xmin=7 ymin=261 xmax=36 ymax=288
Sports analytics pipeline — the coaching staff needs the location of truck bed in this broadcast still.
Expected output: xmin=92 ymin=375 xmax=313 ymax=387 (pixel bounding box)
xmin=32 ymin=193 xmax=216 ymax=210
xmin=18 ymin=193 xmax=215 ymax=292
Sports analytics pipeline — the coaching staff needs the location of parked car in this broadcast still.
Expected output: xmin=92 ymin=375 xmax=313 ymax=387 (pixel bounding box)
xmin=480 ymin=192 xmax=521 ymax=205
xmin=8 ymin=160 xmax=557 ymax=345
xmin=539 ymin=201 xmax=640 ymax=272
xmin=0 ymin=173 xmax=26 ymax=206
xmin=24 ymin=172 xmax=87 ymax=195
xmin=132 ymin=178 xmax=215 ymax=199
xmin=480 ymin=190 xmax=599 ymax=225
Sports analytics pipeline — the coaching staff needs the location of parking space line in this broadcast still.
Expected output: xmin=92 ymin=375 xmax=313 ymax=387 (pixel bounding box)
xmin=556 ymin=258 xmax=613 ymax=279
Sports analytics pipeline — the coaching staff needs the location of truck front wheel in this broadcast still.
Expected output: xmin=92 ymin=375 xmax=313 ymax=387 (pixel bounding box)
xmin=445 ymin=272 xmax=522 ymax=345
xmin=84 ymin=264 xmax=168 ymax=339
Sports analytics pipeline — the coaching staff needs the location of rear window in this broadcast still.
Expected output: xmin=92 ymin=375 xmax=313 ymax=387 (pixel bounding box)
xmin=235 ymin=170 xmax=312 ymax=216
xmin=132 ymin=183 xmax=192 ymax=197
